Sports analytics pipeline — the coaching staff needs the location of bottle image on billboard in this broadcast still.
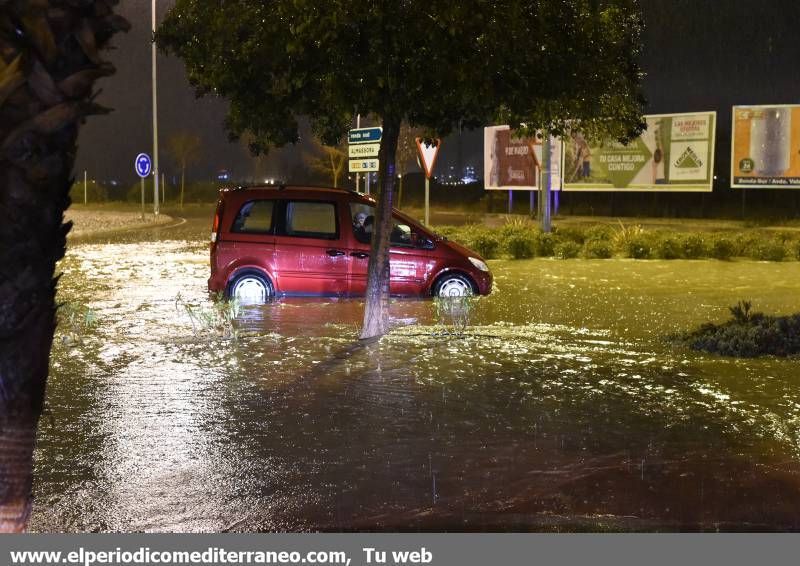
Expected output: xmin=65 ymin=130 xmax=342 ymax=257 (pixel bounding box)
xmin=750 ymin=107 xmax=791 ymax=176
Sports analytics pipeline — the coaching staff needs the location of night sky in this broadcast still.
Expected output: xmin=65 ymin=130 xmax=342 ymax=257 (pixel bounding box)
xmin=75 ymin=0 xmax=800 ymax=186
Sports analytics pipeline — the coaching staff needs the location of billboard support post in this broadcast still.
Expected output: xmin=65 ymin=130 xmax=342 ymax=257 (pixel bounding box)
xmin=507 ymin=190 xmax=513 ymax=214
xmin=540 ymin=132 xmax=552 ymax=233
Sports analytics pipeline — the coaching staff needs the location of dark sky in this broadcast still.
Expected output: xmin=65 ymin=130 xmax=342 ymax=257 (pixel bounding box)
xmin=76 ymin=0 xmax=800 ymax=185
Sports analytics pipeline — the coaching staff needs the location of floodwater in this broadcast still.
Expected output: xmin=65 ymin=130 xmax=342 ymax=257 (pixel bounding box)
xmin=31 ymin=217 xmax=800 ymax=532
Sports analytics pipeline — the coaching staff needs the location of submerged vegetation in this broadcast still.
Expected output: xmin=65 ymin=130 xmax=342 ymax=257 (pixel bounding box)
xmin=436 ymin=220 xmax=800 ymax=262
xmin=674 ymin=301 xmax=800 ymax=358
xmin=56 ymin=302 xmax=100 ymax=345
xmin=176 ymin=292 xmax=241 ymax=340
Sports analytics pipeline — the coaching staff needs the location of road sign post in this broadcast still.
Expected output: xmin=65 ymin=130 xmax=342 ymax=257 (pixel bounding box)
xmin=135 ymin=153 xmax=152 ymax=222
xmin=415 ymin=138 xmax=441 ymax=226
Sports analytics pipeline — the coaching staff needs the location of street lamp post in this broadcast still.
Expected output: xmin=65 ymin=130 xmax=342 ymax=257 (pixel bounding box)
xmin=151 ymin=0 xmax=160 ymax=216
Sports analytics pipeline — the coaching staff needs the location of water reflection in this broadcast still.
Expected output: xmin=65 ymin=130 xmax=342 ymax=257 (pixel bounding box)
xmin=30 ymin=226 xmax=800 ymax=531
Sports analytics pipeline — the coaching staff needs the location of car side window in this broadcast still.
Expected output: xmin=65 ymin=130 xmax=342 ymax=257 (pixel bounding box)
xmin=285 ymin=201 xmax=338 ymax=239
xmin=350 ymin=203 xmax=413 ymax=247
xmin=231 ymin=200 xmax=274 ymax=233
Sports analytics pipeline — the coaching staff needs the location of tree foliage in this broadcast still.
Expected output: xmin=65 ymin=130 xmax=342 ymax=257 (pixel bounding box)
xmin=158 ymin=0 xmax=645 ymax=148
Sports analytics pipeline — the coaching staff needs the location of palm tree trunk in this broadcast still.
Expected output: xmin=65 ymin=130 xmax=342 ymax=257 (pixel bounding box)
xmin=360 ymin=117 xmax=400 ymax=340
xmin=0 ymin=0 xmax=127 ymax=532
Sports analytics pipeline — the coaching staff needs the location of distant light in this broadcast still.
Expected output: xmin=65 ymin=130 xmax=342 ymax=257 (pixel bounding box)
xmin=713 ymin=175 xmax=718 ymax=180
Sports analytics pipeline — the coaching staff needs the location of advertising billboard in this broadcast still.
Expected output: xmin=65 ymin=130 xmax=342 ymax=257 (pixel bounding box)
xmin=562 ymin=112 xmax=716 ymax=192
xmin=484 ymin=125 xmax=561 ymax=191
xmin=731 ymin=105 xmax=800 ymax=188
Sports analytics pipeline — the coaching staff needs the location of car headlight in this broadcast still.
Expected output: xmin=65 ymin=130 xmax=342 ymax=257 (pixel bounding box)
xmin=468 ymin=257 xmax=489 ymax=272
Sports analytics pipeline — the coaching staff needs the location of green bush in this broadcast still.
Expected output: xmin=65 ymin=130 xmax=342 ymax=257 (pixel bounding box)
xmin=681 ymin=234 xmax=707 ymax=259
xmin=626 ymin=235 xmax=652 ymax=259
xmin=749 ymin=239 xmax=787 ymax=262
xmin=504 ymin=231 xmax=537 ymax=259
xmin=674 ymin=301 xmax=800 ymax=357
xmin=533 ymin=232 xmax=558 ymax=257
xmin=584 ymin=224 xmax=615 ymax=242
xmin=583 ymin=239 xmax=613 ymax=259
xmin=466 ymin=228 xmax=501 ymax=259
xmin=554 ymin=226 xmax=586 ymax=244
xmin=554 ymin=240 xmax=581 ymax=259
xmin=709 ymin=236 xmax=735 ymax=260
xmin=653 ymin=233 xmax=682 ymax=259
xmin=732 ymin=233 xmax=762 ymax=257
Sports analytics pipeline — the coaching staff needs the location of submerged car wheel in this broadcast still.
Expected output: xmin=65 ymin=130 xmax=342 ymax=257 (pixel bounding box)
xmin=433 ymin=274 xmax=474 ymax=298
xmin=228 ymin=271 xmax=273 ymax=304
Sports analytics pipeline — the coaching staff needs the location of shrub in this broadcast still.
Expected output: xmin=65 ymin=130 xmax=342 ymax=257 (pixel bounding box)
xmin=504 ymin=231 xmax=537 ymax=259
xmin=554 ymin=226 xmax=586 ymax=244
xmin=583 ymin=239 xmax=614 ymax=259
xmin=584 ymin=224 xmax=615 ymax=242
xmin=554 ymin=240 xmax=581 ymax=259
xmin=674 ymin=301 xmax=800 ymax=357
xmin=626 ymin=234 xmax=652 ymax=259
xmin=466 ymin=228 xmax=501 ymax=259
xmin=749 ymin=239 xmax=787 ymax=262
xmin=533 ymin=232 xmax=558 ymax=257
xmin=732 ymin=232 xmax=762 ymax=257
xmin=681 ymin=234 xmax=707 ymax=259
xmin=612 ymin=221 xmax=645 ymax=251
xmin=708 ymin=236 xmax=735 ymax=260
xmin=654 ymin=233 xmax=682 ymax=259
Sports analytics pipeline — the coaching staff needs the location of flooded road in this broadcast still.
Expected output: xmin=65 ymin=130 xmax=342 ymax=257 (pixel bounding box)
xmin=31 ymin=217 xmax=800 ymax=531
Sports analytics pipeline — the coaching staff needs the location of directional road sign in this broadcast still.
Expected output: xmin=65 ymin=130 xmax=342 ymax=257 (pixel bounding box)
xmin=349 ymin=127 xmax=383 ymax=145
xmin=349 ymin=158 xmax=380 ymax=173
xmin=349 ymin=143 xmax=381 ymax=158
xmin=135 ymin=153 xmax=152 ymax=178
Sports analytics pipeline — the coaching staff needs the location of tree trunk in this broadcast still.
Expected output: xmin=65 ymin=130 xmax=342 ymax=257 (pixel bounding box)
xmin=360 ymin=117 xmax=400 ymax=340
xmin=0 ymin=0 xmax=127 ymax=532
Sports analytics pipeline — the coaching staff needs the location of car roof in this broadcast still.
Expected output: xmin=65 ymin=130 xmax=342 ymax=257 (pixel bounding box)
xmin=219 ymin=184 xmax=375 ymax=203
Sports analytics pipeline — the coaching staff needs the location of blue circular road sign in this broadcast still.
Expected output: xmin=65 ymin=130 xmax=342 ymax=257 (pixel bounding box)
xmin=135 ymin=153 xmax=152 ymax=178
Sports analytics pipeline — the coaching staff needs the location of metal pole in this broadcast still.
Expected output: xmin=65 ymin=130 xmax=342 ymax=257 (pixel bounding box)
xmin=554 ymin=190 xmax=560 ymax=216
xmin=424 ymin=176 xmax=430 ymax=226
xmin=508 ymin=190 xmax=513 ymax=215
xmin=541 ymin=132 xmax=552 ymax=232
xmin=140 ymin=178 xmax=145 ymax=221
xmin=366 ymin=172 xmax=370 ymax=196
xmin=151 ymin=0 xmax=160 ymax=216
xmin=162 ymin=173 xmax=166 ymax=204
xmin=83 ymin=170 xmax=87 ymax=205
xmin=355 ymin=114 xmax=361 ymax=193
xmin=529 ymin=191 xmax=534 ymax=216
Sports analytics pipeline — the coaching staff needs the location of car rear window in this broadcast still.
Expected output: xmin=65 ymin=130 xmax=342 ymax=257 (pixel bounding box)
xmin=285 ymin=201 xmax=337 ymax=239
xmin=231 ymin=200 xmax=274 ymax=233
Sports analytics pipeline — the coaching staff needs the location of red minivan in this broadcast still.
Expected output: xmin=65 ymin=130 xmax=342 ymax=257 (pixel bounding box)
xmin=208 ymin=185 xmax=492 ymax=302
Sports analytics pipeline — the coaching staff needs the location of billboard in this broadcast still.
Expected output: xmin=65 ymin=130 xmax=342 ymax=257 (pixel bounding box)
xmin=731 ymin=105 xmax=800 ymax=188
xmin=484 ymin=126 xmax=561 ymax=191
xmin=562 ymin=112 xmax=716 ymax=192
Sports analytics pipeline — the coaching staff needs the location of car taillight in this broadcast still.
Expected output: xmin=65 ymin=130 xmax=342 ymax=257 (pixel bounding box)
xmin=211 ymin=203 xmax=222 ymax=243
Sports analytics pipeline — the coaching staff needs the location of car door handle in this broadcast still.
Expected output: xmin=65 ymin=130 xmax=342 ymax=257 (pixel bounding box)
xmin=350 ymin=251 xmax=369 ymax=259
xmin=326 ymin=249 xmax=346 ymax=256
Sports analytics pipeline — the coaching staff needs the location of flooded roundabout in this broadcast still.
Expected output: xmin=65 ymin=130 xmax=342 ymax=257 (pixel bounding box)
xmin=31 ymin=217 xmax=800 ymax=531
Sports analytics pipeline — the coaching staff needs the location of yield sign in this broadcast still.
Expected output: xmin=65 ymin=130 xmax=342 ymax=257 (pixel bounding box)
xmin=415 ymin=137 xmax=441 ymax=179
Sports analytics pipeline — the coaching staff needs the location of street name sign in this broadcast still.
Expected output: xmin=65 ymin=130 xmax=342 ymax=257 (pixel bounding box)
xmin=349 ymin=143 xmax=381 ymax=158
xmin=349 ymin=127 xmax=383 ymax=144
xmin=135 ymin=153 xmax=152 ymax=178
xmin=349 ymin=158 xmax=380 ymax=173
xmin=416 ymin=138 xmax=441 ymax=179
